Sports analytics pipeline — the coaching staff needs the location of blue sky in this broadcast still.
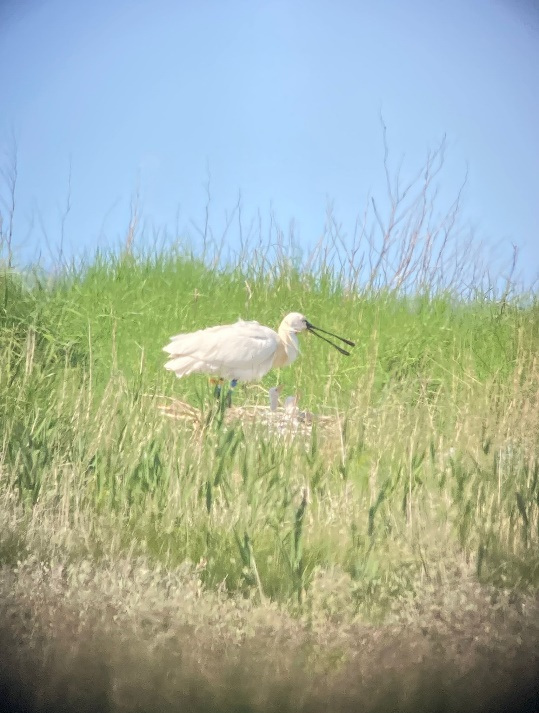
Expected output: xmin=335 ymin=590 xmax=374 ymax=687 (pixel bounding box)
xmin=1 ymin=0 xmax=538 ymax=287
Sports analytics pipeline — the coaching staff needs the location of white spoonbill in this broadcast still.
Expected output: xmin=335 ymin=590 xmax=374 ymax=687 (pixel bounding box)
xmin=163 ymin=312 xmax=354 ymax=398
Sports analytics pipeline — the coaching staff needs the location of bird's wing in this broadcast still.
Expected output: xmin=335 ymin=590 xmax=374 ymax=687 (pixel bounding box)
xmin=163 ymin=320 xmax=279 ymax=380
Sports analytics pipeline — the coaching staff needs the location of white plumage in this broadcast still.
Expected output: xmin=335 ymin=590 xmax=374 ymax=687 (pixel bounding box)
xmin=163 ymin=312 xmax=305 ymax=382
xmin=163 ymin=311 xmax=354 ymax=387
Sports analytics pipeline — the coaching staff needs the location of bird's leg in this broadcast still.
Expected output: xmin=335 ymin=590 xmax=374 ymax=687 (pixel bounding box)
xmin=211 ymin=378 xmax=238 ymax=408
xmin=226 ymin=379 xmax=238 ymax=408
xmin=211 ymin=378 xmax=225 ymax=399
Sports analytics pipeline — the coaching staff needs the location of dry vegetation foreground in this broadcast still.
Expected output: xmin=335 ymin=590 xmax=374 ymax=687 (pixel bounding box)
xmin=0 ymin=557 xmax=537 ymax=713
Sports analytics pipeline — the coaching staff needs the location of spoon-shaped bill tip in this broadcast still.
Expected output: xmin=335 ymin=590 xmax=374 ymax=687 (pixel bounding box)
xmin=306 ymin=322 xmax=355 ymax=356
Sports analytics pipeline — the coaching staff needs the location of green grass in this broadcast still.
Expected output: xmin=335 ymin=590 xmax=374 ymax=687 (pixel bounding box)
xmin=1 ymin=235 xmax=538 ymax=615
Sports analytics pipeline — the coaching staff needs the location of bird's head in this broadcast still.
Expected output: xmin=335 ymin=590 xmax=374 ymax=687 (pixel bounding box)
xmin=281 ymin=312 xmax=309 ymax=333
xmin=281 ymin=312 xmax=356 ymax=356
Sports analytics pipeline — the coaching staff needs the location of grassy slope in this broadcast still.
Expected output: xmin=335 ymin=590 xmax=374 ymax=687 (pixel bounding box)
xmin=1 ymin=248 xmax=538 ymax=603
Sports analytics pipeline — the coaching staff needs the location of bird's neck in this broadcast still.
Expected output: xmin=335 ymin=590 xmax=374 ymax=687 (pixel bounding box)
xmin=273 ymin=327 xmax=299 ymax=368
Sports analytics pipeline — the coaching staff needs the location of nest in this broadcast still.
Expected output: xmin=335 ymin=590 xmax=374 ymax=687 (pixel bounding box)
xmin=156 ymin=386 xmax=338 ymax=440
